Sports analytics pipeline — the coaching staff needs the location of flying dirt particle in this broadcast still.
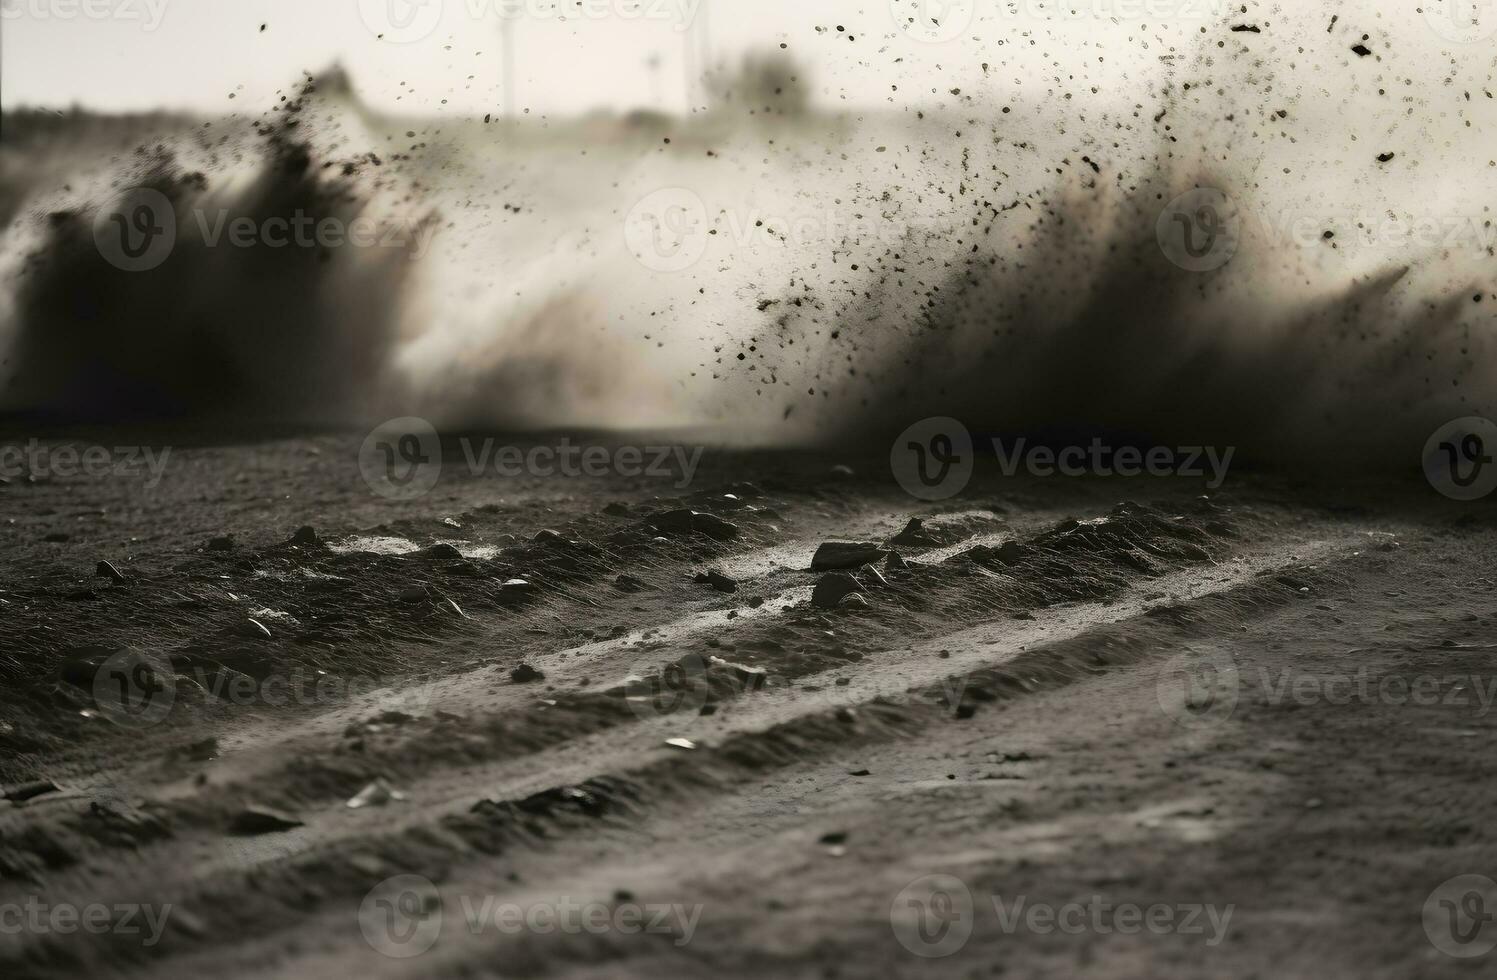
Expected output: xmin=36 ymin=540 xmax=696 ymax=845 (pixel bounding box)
xmin=665 ymin=737 xmax=698 ymax=750
xmin=1351 ymin=43 xmax=1372 ymax=57
xmin=1377 ymin=152 xmax=1395 ymax=162
xmin=230 ymin=806 xmax=303 ymax=835
xmin=1328 ymin=15 xmax=1338 ymax=32
xmin=1231 ymin=24 xmax=1261 ymax=33
xmin=510 ymin=662 xmax=545 ymax=683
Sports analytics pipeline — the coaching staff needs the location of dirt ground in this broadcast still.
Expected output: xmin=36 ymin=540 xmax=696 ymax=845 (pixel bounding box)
xmin=1 ymin=431 xmax=1495 ymax=979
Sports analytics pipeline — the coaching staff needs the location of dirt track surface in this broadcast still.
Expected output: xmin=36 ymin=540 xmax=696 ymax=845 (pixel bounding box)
xmin=2 ymin=434 xmax=1495 ymax=979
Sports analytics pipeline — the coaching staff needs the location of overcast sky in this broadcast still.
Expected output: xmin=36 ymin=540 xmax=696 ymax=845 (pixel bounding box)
xmin=0 ymin=0 xmax=1128 ymax=115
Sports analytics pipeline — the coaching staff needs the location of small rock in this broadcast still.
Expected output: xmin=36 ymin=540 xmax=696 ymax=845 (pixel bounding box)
xmin=398 ymin=586 xmax=427 ymax=603
xmin=602 ymin=502 xmax=630 ymax=516
xmin=838 ymin=593 xmax=870 ymax=610
xmin=413 ymin=543 xmax=464 ymax=561
xmin=346 ymin=779 xmax=408 ymax=809
xmin=829 ymin=464 xmax=855 ymax=477
xmin=858 ymin=564 xmax=890 ymax=588
xmin=230 ymin=806 xmax=303 ymax=834
xmin=96 ymin=560 xmax=126 ymax=582
xmin=710 ymin=656 xmax=767 ymax=691
xmin=996 ymin=541 xmax=1024 ymax=566
xmin=289 ymin=526 xmax=319 ymax=546
xmin=510 ymin=662 xmax=545 ymax=683
xmin=812 ymin=572 xmax=864 ymax=610
xmin=664 ymin=737 xmax=698 ymax=750
xmin=885 ymin=551 xmax=908 ymax=570
xmin=891 ymin=517 xmax=939 ymax=546
xmin=648 ymin=510 xmax=740 ymax=541
xmin=500 ymin=578 xmax=538 ymax=594
xmin=235 ymin=618 xmax=273 ymax=640
xmin=44 ymin=532 xmax=70 ymax=543
xmin=3 ymin=780 xmax=61 ymax=803
xmin=695 ymin=570 xmax=738 ymax=593
xmin=811 ymin=542 xmax=889 ymax=571
xmin=614 ymin=574 xmax=652 ymax=592
xmin=819 ymin=830 xmax=848 ymax=845
xmin=206 ymin=535 xmax=235 ymax=552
